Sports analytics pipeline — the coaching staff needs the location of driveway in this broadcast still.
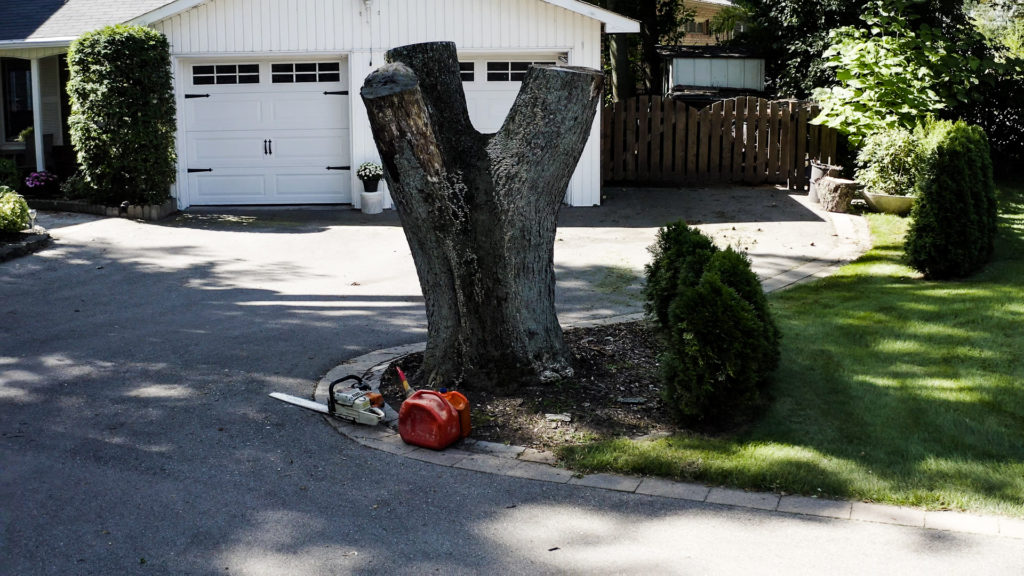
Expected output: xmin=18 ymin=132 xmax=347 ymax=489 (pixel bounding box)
xmin=2 ymin=186 xmax=1022 ymax=575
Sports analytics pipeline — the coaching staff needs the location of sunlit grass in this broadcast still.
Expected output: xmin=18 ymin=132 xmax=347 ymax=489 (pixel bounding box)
xmin=561 ymin=179 xmax=1024 ymax=517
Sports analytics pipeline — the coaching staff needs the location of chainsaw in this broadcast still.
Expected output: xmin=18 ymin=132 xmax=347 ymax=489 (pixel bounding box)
xmin=270 ymin=375 xmax=385 ymax=426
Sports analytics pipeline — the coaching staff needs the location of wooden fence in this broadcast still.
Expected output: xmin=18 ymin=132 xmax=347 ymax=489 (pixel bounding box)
xmin=601 ymin=96 xmax=839 ymax=190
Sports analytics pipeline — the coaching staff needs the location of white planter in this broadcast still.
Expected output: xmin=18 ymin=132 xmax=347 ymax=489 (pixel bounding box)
xmin=360 ymin=191 xmax=384 ymax=214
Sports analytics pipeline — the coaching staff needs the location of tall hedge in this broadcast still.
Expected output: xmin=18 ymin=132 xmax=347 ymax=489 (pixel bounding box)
xmin=67 ymin=25 xmax=176 ymax=206
xmin=905 ymin=120 xmax=997 ymax=279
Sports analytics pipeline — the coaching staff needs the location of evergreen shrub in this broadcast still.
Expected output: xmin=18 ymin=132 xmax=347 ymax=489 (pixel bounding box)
xmin=905 ymin=120 xmax=997 ymax=279
xmin=0 ymin=186 xmax=31 ymax=232
xmin=644 ymin=223 xmax=780 ymax=428
xmin=67 ymin=25 xmax=176 ymax=206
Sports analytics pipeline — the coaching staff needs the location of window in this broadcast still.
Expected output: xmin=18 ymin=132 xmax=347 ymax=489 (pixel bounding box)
xmin=486 ymin=61 xmax=555 ymax=82
xmin=271 ymin=62 xmax=341 ymax=83
xmin=459 ymin=62 xmax=474 ymax=82
xmin=2 ymin=58 xmax=33 ymax=142
xmin=192 ymin=64 xmax=259 ymax=85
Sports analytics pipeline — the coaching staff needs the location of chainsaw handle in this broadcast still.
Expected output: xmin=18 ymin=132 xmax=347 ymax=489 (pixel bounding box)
xmin=327 ymin=375 xmax=364 ymax=413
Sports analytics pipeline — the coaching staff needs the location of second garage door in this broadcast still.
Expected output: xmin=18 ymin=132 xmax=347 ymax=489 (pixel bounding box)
xmin=182 ymin=58 xmax=352 ymax=205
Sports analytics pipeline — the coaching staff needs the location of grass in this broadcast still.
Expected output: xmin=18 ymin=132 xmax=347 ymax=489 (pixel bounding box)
xmin=560 ymin=180 xmax=1024 ymax=517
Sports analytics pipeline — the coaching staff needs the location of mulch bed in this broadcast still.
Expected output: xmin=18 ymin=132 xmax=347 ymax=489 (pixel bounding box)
xmin=379 ymin=320 xmax=680 ymax=451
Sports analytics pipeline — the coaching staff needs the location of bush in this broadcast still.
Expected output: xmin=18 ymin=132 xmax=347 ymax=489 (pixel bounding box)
xmin=855 ymin=128 xmax=924 ymax=197
xmin=0 ymin=158 xmax=19 ymax=190
xmin=644 ymin=223 xmax=780 ymax=428
xmin=643 ymin=221 xmax=716 ymax=328
xmin=905 ymin=120 xmax=997 ymax=279
xmin=0 ymin=186 xmax=31 ymax=232
xmin=67 ymin=25 xmax=176 ymax=206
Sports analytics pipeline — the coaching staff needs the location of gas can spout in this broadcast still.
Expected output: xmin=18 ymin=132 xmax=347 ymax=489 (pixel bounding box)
xmin=395 ymin=366 xmax=414 ymax=398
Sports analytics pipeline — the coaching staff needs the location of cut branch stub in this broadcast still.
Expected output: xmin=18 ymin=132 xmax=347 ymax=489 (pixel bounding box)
xmin=360 ymin=42 xmax=603 ymax=392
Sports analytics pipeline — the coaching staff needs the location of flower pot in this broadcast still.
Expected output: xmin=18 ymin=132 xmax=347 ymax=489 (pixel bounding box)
xmin=809 ymin=161 xmax=842 ymax=203
xmin=862 ymin=191 xmax=915 ymax=216
xmin=360 ymin=191 xmax=383 ymax=214
xmin=362 ymin=179 xmax=380 ymax=193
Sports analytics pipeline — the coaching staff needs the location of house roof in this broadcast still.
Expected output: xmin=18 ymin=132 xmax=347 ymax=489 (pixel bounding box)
xmin=0 ymin=0 xmax=639 ymax=45
xmin=0 ymin=0 xmax=174 ymax=44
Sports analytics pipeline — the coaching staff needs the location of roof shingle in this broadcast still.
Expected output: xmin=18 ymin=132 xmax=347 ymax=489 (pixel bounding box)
xmin=0 ymin=0 xmax=175 ymax=42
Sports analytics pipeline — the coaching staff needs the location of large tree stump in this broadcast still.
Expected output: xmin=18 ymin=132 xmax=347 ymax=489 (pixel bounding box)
xmin=360 ymin=42 xmax=604 ymax=391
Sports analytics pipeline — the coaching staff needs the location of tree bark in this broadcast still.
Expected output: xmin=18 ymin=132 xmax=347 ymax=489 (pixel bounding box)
xmin=360 ymin=42 xmax=603 ymax=392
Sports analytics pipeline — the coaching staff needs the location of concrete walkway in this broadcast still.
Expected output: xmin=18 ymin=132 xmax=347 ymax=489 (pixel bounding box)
xmin=4 ymin=186 xmax=1023 ymax=575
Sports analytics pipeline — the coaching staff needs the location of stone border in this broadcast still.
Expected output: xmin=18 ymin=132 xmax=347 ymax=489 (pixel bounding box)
xmin=0 ymin=228 xmax=51 ymax=263
xmin=26 ymin=198 xmax=178 ymax=221
xmin=308 ymin=208 xmax=1022 ymax=540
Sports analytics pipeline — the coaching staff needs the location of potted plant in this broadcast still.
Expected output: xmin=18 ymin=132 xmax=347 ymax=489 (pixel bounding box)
xmin=855 ymin=128 xmax=922 ymax=216
xmin=357 ymin=161 xmax=384 ymax=192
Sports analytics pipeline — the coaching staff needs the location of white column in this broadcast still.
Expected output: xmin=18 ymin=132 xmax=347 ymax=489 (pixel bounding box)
xmin=29 ymin=58 xmax=45 ymax=171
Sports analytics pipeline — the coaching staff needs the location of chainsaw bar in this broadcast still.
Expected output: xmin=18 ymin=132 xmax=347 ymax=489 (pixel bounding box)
xmin=269 ymin=392 xmax=383 ymax=425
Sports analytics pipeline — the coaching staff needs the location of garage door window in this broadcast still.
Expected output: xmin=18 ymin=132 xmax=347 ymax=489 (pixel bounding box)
xmin=486 ymin=61 xmax=555 ymax=82
xmin=459 ymin=62 xmax=475 ymax=82
xmin=193 ymin=64 xmax=260 ymax=85
xmin=271 ymin=62 xmax=341 ymax=83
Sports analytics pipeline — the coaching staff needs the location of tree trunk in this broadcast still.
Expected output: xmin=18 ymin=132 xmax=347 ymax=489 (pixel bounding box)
xmin=360 ymin=42 xmax=603 ymax=392
xmin=608 ymin=34 xmax=636 ymax=101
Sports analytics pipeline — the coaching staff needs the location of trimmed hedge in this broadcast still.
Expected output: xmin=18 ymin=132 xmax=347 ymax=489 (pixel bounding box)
xmin=67 ymin=25 xmax=176 ymax=206
xmin=905 ymin=120 xmax=997 ymax=279
xmin=0 ymin=186 xmax=31 ymax=232
xmin=0 ymin=158 xmax=19 ymax=191
xmin=644 ymin=223 xmax=780 ymax=428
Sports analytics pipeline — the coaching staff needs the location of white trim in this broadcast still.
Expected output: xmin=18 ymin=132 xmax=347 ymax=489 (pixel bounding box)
xmin=130 ymin=0 xmax=207 ymax=26
xmin=30 ymin=58 xmax=45 ymax=171
xmin=538 ymin=0 xmax=639 ymax=33
xmin=0 ymin=38 xmax=75 ymax=49
xmin=136 ymin=0 xmax=640 ymax=34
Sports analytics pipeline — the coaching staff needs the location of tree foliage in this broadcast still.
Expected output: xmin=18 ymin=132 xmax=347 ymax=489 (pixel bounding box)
xmin=810 ymin=0 xmax=989 ymax=144
xmin=589 ymin=0 xmax=694 ymax=97
xmin=732 ymin=0 xmax=989 ymax=99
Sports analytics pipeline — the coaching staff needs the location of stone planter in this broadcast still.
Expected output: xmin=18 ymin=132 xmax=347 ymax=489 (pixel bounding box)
xmin=809 ymin=161 xmax=843 ymax=203
xmin=817 ymin=176 xmax=858 ymax=213
xmin=862 ymin=191 xmax=915 ymax=216
xmin=360 ymin=191 xmax=384 ymax=214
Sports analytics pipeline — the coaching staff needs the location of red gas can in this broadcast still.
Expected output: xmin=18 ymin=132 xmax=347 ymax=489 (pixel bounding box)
xmin=398 ymin=390 xmax=462 ymax=450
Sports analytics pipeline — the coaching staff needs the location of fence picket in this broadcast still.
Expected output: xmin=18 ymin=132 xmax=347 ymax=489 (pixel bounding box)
xmin=722 ymin=98 xmax=734 ymax=177
xmin=686 ymin=106 xmax=698 ymax=184
xmin=732 ymin=97 xmax=746 ymax=182
xmin=710 ymin=101 xmax=723 ymax=182
xmin=795 ymin=105 xmax=809 ymax=189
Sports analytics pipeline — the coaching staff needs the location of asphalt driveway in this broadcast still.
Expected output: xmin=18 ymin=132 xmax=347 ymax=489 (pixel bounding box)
xmin=2 ymin=186 xmax=1022 ymax=575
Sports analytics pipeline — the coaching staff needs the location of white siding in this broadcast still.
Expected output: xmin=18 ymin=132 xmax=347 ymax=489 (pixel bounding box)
xmin=153 ymin=0 xmax=606 ymax=207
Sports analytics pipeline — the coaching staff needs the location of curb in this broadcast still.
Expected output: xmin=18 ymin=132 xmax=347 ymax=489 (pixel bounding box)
xmin=0 ymin=227 xmax=51 ymax=263
xmin=308 ymin=209 xmax=1023 ymax=540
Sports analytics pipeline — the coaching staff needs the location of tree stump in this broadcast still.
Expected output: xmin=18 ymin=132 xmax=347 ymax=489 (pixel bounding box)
xmin=817 ymin=176 xmax=858 ymax=213
xmin=360 ymin=42 xmax=604 ymax=392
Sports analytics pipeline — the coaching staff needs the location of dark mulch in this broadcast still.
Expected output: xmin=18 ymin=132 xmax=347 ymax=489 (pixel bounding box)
xmin=379 ymin=320 xmax=680 ymax=451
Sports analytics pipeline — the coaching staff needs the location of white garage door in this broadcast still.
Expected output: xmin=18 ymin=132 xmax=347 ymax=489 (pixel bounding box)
xmin=459 ymin=53 xmax=565 ymax=133
xmin=183 ymin=58 xmax=351 ymax=205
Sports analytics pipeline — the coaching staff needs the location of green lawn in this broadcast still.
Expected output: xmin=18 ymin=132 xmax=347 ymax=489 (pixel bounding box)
xmin=560 ymin=180 xmax=1024 ymax=517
